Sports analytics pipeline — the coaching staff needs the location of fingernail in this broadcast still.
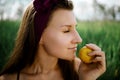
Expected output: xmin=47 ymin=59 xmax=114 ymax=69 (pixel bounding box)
xmin=88 ymin=53 xmax=92 ymax=56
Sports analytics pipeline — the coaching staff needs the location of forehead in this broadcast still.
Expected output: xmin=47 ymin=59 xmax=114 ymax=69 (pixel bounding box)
xmin=48 ymin=9 xmax=77 ymax=27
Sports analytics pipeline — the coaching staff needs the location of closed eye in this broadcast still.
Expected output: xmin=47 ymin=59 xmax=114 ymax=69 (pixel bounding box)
xmin=63 ymin=30 xmax=70 ymax=33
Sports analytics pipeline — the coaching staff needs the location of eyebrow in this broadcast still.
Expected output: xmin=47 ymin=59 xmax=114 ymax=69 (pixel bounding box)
xmin=60 ymin=24 xmax=77 ymax=28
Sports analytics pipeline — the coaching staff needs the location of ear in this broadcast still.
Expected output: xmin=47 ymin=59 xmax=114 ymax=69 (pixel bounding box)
xmin=39 ymin=37 xmax=44 ymax=44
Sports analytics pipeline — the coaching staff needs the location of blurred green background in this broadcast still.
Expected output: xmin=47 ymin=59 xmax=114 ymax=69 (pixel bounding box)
xmin=0 ymin=20 xmax=120 ymax=80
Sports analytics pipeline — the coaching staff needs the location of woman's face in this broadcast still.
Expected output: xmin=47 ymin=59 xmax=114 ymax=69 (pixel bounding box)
xmin=40 ymin=9 xmax=82 ymax=60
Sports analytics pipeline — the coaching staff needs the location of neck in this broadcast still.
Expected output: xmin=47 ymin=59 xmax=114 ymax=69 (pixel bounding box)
xmin=22 ymin=45 xmax=59 ymax=75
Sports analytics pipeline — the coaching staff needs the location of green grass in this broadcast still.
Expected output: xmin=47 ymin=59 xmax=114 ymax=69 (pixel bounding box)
xmin=0 ymin=20 xmax=20 ymax=69
xmin=0 ymin=20 xmax=120 ymax=79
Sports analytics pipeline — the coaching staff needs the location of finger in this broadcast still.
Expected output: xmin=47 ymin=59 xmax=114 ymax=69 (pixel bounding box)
xmin=92 ymin=56 xmax=102 ymax=62
xmin=89 ymin=51 xmax=106 ymax=63
xmin=88 ymin=51 xmax=104 ymax=57
xmin=86 ymin=43 xmax=101 ymax=51
xmin=92 ymin=55 xmax=106 ymax=71
xmin=91 ymin=51 xmax=106 ymax=69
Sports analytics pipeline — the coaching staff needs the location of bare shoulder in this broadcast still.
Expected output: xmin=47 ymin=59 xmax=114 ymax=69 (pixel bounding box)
xmin=74 ymin=57 xmax=81 ymax=72
xmin=0 ymin=74 xmax=17 ymax=80
xmin=0 ymin=76 xmax=4 ymax=80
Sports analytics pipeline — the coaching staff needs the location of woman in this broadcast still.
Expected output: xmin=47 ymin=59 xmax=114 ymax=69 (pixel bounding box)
xmin=0 ymin=0 xmax=106 ymax=80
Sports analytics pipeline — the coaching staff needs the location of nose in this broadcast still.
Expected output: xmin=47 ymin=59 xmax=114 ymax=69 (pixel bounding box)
xmin=71 ymin=30 xmax=82 ymax=44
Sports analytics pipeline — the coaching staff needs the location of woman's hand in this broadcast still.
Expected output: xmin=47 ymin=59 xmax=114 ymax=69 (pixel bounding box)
xmin=78 ymin=43 xmax=106 ymax=80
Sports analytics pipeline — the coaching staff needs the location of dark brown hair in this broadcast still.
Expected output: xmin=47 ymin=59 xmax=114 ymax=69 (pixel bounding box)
xmin=0 ymin=1 xmax=79 ymax=80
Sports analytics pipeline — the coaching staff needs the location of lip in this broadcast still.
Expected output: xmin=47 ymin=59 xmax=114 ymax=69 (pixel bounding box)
xmin=68 ymin=47 xmax=77 ymax=51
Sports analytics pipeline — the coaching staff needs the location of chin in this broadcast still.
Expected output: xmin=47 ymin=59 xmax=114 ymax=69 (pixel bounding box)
xmin=66 ymin=56 xmax=75 ymax=61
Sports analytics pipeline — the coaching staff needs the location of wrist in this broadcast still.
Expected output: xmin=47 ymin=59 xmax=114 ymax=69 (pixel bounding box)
xmin=79 ymin=76 xmax=96 ymax=80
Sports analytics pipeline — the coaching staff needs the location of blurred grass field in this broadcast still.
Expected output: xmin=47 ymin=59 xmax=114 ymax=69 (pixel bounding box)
xmin=0 ymin=20 xmax=120 ymax=80
xmin=0 ymin=20 xmax=19 ymax=69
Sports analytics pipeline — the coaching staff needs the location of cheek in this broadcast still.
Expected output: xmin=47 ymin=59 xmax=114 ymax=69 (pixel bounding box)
xmin=42 ymin=32 xmax=69 ymax=57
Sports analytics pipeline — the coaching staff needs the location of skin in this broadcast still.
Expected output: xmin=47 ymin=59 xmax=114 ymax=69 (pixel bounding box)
xmin=0 ymin=9 xmax=106 ymax=80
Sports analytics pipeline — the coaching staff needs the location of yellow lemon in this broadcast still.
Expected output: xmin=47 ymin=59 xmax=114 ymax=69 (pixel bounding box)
xmin=78 ymin=47 xmax=93 ymax=63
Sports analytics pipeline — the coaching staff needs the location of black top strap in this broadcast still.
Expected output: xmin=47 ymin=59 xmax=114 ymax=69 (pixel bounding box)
xmin=17 ymin=71 xmax=20 ymax=80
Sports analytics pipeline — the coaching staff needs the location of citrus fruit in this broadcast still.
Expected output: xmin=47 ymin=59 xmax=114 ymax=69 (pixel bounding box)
xmin=78 ymin=46 xmax=94 ymax=63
